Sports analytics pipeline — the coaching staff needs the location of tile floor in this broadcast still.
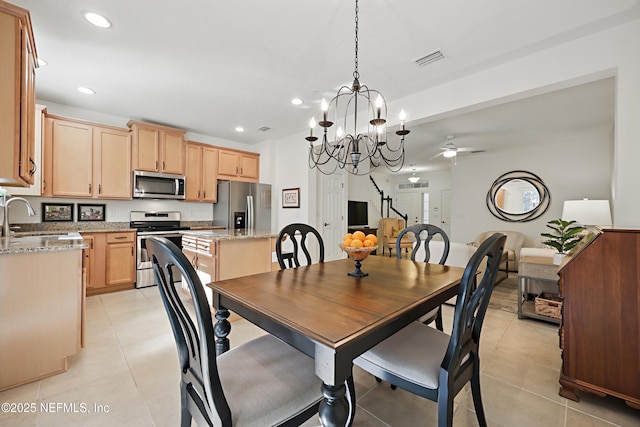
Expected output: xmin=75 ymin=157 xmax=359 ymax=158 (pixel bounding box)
xmin=1 ymin=286 xmax=638 ymax=427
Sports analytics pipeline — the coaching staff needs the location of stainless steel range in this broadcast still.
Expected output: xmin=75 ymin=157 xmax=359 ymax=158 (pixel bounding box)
xmin=130 ymin=211 xmax=190 ymax=288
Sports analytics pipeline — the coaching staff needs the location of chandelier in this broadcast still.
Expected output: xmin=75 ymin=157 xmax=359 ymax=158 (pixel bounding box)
xmin=306 ymin=0 xmax=409 ymax=176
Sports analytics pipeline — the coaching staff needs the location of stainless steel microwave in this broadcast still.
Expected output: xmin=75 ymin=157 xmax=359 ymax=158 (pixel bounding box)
xmin=133 ymin=171 xmax=186 ymax=199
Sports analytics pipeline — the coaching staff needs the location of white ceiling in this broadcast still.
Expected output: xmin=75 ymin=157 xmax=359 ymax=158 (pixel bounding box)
xmin=13 ymin=0 xmax=637 ymax=175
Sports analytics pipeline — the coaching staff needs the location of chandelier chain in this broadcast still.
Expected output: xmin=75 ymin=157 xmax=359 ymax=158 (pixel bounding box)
xmin=353 ymin=0 xmax=359 ymax=80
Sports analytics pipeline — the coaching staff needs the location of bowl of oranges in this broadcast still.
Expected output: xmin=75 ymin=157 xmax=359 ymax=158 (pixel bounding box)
xmin=340 ymin=231 xmax=377 ymax=277
xmin=340 ymin=231 xmax=378 ymax=260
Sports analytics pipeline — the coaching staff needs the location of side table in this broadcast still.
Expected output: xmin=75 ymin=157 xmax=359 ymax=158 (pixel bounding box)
xmin=518 ymin=256 xmax=560 ymax=324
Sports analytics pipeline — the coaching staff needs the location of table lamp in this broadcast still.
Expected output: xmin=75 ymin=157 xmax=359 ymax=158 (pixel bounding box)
xmin=561 ymin=199 xmax=612 ymax=227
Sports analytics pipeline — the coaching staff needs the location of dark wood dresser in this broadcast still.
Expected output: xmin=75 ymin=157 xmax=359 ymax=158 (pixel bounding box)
xmin=557 ymin=228 xmax=640 ymax=409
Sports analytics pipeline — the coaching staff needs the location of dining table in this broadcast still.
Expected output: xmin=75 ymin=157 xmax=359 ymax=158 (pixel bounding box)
xmin=208 ymin=254 xmax=465 ymax=427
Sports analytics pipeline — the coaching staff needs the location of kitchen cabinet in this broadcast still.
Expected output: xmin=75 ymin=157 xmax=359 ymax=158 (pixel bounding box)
xmin=128 ymin=120 xmax=186 ymax=175
xmin=217 ymin=149 xmax=259 ymax=182
xmin=82 ymin=231 xmax=136 ymax=295
xmin=43 ymin=115 xmax=131 ymax=199
xmin=182 ymin=234 xmax=217 ymax=300
xmin=0 ymin=247 xmax=83 ymax=391
xmin=185 ymin=141 xmax=218 ymax=202
xmin=0 ymin=1 xmax=37 ymax=187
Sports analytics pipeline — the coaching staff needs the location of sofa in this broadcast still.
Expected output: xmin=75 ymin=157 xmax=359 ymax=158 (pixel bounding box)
xmin=379 ymin=218 xmax=414 ymax=256
xmin=473 ymin=230 xmax=525 ymax=273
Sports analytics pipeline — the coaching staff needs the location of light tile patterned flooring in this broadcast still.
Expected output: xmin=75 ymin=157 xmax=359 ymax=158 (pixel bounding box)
xmin=1 ymin=286 xmax=638 ymax=427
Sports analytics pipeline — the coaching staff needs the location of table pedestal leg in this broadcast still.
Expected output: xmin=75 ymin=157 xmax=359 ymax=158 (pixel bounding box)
xmin=319 ymin=381 xmax=353 ymax=427
xmin=214 ymin=308 xmax=230 ymax=355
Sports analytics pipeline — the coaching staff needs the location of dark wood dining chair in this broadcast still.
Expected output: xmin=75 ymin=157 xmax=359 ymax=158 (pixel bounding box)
xmin=275 ymin=223 xmax=324 ymax=269
xmin=146 ymin=236 xmax=323 ymax=427
xmin=396 ymin=223 xmax=450 ymax=331
xmin=354 ymin=233 xmax=507 ymax=427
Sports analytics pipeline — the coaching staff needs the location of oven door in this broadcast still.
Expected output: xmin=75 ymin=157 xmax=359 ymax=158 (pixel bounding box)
xmin=136 ymin=232 xmax=184 ymax=288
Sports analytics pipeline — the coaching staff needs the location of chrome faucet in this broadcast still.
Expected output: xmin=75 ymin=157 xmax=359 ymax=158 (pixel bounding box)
xmin=1 ymin=196 xmax=36 ymax=237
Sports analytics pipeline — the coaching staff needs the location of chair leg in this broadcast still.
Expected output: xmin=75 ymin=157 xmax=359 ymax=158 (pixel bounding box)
xmin=435 ymin=306 xmax=444 ymax=332
xmin=180 ymin=384 xmax=192 ymax=427
xmin=437 ymin=389 xmax=454 ymax=427
xmin=470 ymin=365 xmax=488 ymax=427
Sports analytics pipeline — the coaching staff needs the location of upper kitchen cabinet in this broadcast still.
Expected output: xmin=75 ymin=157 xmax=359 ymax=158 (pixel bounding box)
xmin=128 ymin=120 xmax=185 ymax=175
xmin=43 ymin=115 xmax=131 ymax=199
xmin=0 ymin=1 xmax=37 ymax=187
xmin=185 ymin=141 xmax=218 ymax=202
xmin=217 ymin=148 xmax=259 ymax=182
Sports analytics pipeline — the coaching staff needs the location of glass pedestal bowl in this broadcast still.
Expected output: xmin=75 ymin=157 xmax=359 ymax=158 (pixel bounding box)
xmin=339 ymin=244 xmax=378 ymax=277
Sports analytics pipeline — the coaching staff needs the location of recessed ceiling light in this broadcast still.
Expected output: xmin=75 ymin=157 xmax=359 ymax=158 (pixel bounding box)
xmin=235 ymin=127 xmax=245 ymax=133
xmin=37 ymin=58 xmax=47 ymax=67
xmin=77 ymin=86 xmax=95 ymax=95
xmin=83 ymin=11 xmax=111 ymax=28
xmin=290 ymin=98 xmax=303 ymax=105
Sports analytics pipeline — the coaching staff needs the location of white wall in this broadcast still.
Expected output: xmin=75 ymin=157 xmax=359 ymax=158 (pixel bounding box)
xmin=450 ymin=128 xmax=611 ymax=246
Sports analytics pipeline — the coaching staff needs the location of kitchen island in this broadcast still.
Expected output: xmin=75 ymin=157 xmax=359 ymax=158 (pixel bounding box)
xmin=0 ymin=234 xmax=86 ymax=391
xmin=180 ymin=229 xmax=280 ymax=304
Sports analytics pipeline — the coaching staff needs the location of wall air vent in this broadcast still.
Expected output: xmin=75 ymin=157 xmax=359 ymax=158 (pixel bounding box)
xmin=258 ymin=126 xmax=271 ymax=132
xmin=414 ymin=50 xmax=444 ymax=67
xmin=398 ymin=182 xmax=429 ymax=190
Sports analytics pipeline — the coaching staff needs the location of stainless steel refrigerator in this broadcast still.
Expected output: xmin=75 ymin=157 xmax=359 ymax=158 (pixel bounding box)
xmin=213 ymin=181 xmax=272 ymax=230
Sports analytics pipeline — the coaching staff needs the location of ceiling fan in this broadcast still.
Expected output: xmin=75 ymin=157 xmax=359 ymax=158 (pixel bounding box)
xmin=429 ymin=135 xmax=485 ymax=160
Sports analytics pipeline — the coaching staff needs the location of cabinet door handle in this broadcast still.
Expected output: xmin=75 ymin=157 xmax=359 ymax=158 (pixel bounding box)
xmin=29 ymin=157 xmax=36 ymax=175
xmin=131 ymin=247 xmax=134 ymax=256
xmin=203 ymin=191 xmax=206 ymax=199
xmin=163 ymin=161 xmax=166 ymax=170
xmin=235 ymin=166 xmax=238 ymax=174
xmin=98 ymin=184 xmax=102 ymax=194
xmin=197 ymin=190 xmax=200 ymax=199
xmin=43 ymin=179 xmax=47 ymax=190
xmin=155 ymin=160 xmax=158 ymax=170
xmin=89 ymin=183 xmax=92 ymax=193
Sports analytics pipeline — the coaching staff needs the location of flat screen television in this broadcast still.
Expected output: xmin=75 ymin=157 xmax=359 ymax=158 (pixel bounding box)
xmin=348 ymin=200 xmax=368 ymax=226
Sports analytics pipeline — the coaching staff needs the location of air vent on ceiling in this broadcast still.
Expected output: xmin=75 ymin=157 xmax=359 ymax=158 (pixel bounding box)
xmin=258 ymin=126 xmax=271 ymax=132
xmin=414 ymin=50 xmax=444 ymax=67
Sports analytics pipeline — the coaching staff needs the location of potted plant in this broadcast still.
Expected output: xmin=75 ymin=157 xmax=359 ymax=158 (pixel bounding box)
xmin=541 ymin=219 xmax=584 ymax=265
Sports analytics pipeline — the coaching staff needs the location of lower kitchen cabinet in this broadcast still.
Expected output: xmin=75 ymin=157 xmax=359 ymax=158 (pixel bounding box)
xmin=83 ymin=231 xmax=136 ymax=296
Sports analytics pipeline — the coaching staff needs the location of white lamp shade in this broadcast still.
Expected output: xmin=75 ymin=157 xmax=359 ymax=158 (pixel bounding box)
xmin=562 ymin=199 xmax=612 ymax=227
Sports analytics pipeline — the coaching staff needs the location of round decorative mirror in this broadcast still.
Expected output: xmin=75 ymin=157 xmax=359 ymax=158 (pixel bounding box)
xmin=486 ymin=171 xmax=550 ymax=222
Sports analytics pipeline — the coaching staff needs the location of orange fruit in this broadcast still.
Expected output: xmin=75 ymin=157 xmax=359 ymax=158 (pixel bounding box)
xmin=363 ymin=239 xmax=374 ymax=247
xmin=350 ymin=239 xmax=364 ymax=248
xmin=365 ymin=234 xmax=377 ymax=244
xmin=343 ymin=238 xmax=352 ymax=247
xmin=343 ymin=233 xmax=353 ymax=241
xmin=352 ymin=231 xmax=366 ymax=241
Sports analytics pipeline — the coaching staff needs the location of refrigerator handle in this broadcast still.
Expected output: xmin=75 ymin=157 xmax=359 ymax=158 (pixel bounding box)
xmin=247 ymin=195 xmax=254 ymax=230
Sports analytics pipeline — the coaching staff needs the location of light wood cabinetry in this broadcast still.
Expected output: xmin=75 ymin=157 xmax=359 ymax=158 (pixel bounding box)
xmin=185 ymin=141 xmax=218 ymax=202
xmin=558 ymin=228 xmax=640 ymax=408
xmin=43 ymin=115 xmax=131 ymax=199
xmin=82 ymin=231 xmax=136 ymax=295
xmin=128 ymin=120 xmax=186 ymax=175
xmin=217 ymin=148 xmax=259 ymax=182
xmin=0 ymin=248 xmax=83 ymax=391
xmin=0 ymin=1 xmax=37 ymax=187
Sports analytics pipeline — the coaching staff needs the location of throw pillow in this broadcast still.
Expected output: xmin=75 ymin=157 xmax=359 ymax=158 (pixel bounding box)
xmin=391 ymin=226 xmax=404 ymax=238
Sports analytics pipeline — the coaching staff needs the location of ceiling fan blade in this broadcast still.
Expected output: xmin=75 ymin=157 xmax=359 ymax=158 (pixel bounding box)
xmin=428 ymin=152 xmax=445 ymax=160
xmin=456 ymin=147 xmax=484 ymax=152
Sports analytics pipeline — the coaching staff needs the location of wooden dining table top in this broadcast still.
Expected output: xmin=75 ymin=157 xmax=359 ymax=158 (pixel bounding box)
xmin=209 ymin=255 xmax=465 ymax=352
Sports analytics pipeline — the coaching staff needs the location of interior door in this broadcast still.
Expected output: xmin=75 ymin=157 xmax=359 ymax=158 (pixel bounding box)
xmin=319 ymin=172 xmax=345 ymax=261
xmin=396 ymin=192 xmax=422 ymax=225
xmin=441 ymin=189 xmax=451 ymax=236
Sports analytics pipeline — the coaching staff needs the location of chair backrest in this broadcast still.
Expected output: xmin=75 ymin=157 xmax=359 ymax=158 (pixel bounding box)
xmin=275 ymin=223 xmax=324 ymax=269
xmin=441 ymin=233 xmax=506 ymax=392
xmin=396 ymin=223 xmax=450 ymax=264
xmin=146 ymin=236 xmax=230 ymax=426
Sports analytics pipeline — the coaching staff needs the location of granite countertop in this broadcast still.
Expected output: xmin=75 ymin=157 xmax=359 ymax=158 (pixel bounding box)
xmin=0 ymin=233 xmax=88 ymax=255
xmin=180 ymin=229 xmax=278 ymax=241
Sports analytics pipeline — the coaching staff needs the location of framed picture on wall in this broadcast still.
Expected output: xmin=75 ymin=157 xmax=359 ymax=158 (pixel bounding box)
xmin=78 ymin=204 xmax=106 ymax=221
xmin=42 ymin=203 xmax=74 ymax=222
xmin=282 ymin=188 xmax=300 ymax=208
